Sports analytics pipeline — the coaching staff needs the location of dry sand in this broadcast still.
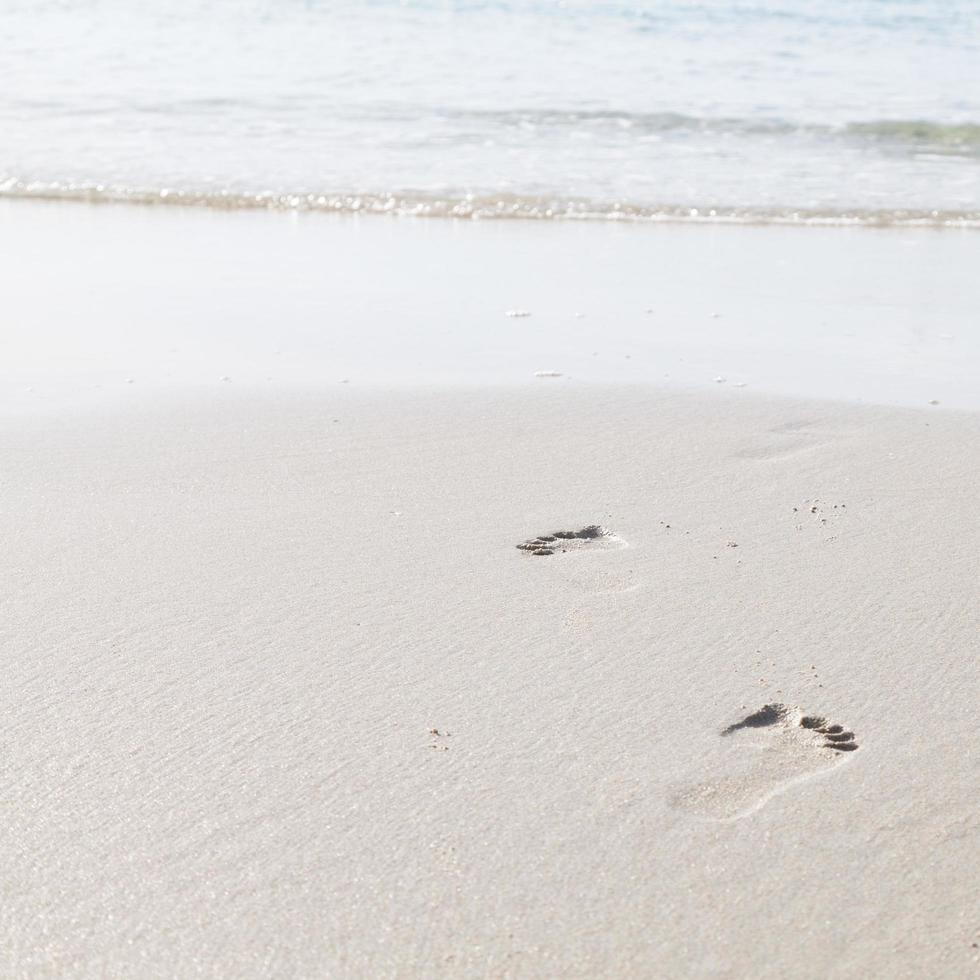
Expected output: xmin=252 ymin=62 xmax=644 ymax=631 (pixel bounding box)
xmin=2 ymin=382 xmax=978 ymax=978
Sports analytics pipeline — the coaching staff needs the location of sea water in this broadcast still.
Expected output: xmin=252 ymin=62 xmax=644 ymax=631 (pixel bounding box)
xmin=1 ymin=0 xmax=978 ymax=226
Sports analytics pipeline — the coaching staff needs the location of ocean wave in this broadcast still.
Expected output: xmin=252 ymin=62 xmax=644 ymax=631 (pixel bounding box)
xmin=31 ymin=100 xmax=970 ymax=155
xmin=844 ymin=119 xmax=980 ymax=155
xmin=426 ymin=109 xmax=980 ymax=155
xmin=2 ymin=178 xmax=978 ymax=229
xmin=429 ymin=107 xmax=799 ymax=136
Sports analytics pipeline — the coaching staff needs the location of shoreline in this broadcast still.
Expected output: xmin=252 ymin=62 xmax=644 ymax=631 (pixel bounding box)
xmin=5 ymin=183 xmax=980 ymax=229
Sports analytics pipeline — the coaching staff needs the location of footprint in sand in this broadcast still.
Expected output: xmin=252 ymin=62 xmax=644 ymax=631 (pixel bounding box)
xmin=734 ymin=418 xmax=832 ymax=462
xmin=516 ymin=525 xmax=635 ymax=593
xmin=516 ymin=525 xmax=625 ymax=556
xmin=673 ymin=703 xmax=859 ymax=821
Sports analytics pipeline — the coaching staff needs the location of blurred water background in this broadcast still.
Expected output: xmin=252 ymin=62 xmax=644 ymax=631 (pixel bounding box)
xmin=1 ymin=0 xmax=978 ymax=225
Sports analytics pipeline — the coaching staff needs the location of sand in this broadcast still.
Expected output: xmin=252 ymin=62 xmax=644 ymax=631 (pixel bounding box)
xmin=3 ymin=199 xmax=980 ymax=411
xmin=1 ymin=203 xmax=978 ymax=977
xmin=2 ymin=382 xmax=978 ymax=978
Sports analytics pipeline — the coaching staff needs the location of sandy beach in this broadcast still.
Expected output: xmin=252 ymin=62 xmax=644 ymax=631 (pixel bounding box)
xmin=4 ymin=0 xmax=979 ymax=971
xmin=1 ymin=200 xmax=978 ymax=977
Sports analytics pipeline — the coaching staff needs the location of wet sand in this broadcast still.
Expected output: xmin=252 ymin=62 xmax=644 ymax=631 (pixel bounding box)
xmin=2 ymin=199 xmax=979 ymax=411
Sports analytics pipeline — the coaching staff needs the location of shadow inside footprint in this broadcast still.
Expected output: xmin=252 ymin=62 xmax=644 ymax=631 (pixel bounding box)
xmin=721 ymin=703 xmax=787 ymax=735
xmin=799 ymin=714 xmax=859 ymax=752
